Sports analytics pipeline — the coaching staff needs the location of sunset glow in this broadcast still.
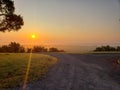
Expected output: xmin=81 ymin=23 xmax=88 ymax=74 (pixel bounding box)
xmin=0 ymin=0 xmax=120 ymax=50
xmin=31 ymin=34 xmax=36 ymax=39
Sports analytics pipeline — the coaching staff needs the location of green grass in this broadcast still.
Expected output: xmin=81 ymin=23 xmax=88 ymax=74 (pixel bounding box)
xmin=0 ymin=53 xmax=57 ymax=89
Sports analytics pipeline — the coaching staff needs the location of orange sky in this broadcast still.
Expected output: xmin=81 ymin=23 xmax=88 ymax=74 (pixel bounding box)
xmin=0 ymin=0 xmax=120 ymax=46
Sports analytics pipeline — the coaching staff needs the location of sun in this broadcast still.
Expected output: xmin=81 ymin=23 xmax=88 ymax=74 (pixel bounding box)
xmin=31 ymin=34 xmax=36 ymax=39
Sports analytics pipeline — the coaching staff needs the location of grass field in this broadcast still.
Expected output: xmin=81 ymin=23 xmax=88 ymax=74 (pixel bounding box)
xmin=0 ymin=53 xmax=57 ymax=89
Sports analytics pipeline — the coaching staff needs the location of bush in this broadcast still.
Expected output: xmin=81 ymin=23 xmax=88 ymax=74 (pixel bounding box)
xmin=0 ymin=42 xmax=25 ymax=53
xmin=49 ymin=47 xmax=65 ymax=52
xmin=117 ymin=46 xmax=120 ymax=51
xmin=94 ymin=45 xmax=119 ymax=52
xmin=0 ymin=42 xmax=65 ymax=53
xmin=32 ymin=46 xmax=48 ymax=53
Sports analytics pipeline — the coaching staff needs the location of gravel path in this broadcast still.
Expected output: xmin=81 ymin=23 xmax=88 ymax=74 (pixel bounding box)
xmin=14 ymin=53 xmax=120 ymax=90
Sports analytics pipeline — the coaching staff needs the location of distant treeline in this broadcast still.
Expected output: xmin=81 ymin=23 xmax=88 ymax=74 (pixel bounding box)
xmin=94 ymin=45 xmax=120 ymax=52
xmin=0 ymin=42 xmax=65 ymax=53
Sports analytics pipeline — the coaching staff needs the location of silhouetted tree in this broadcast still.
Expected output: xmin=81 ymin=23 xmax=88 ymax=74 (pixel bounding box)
xmin=103 ymin=45 xmax=116 ymax=51
xmin=19 ymin=46 xmax=25 ymax=53
xmin=117 ymin=46 xmax=120 ymax=51
xmin=94 ymin=47 xmax=103 ymax=51
xmin=59 ymin=50 xmax=65 ymax=52
xmin=27 ymin=48 xmax=31 ymax=53
xmin=0 ymin=42 xmax=25 ymax=53
xmin=94 ymin=45 xmax=117 ymax=52
xmin=33 ymin=46 xmax=48 ymax=52
xmin=49 ymin=47 xmax=65 ymax=52
xmin=0 ymin=0 xmax=24 ymax=32
xmin=0 ymin=47 xmax=2 ymax=52
xmin=8 ymin=42 xmax=20 ymax=52
xmin=1 ymin=45 xmax=9 ymax=52
xmin=0 ymin=43 xmax=65 ymax=53
xmin=49 ymin=47 xmax=59 ymax=52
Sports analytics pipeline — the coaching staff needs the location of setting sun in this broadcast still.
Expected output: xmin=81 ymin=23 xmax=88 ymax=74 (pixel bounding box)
xmin=31 ymin=34 xmax=36 ymax=39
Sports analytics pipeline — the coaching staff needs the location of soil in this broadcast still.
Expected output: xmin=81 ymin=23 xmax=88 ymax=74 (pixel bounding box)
xmin=13 ymin=53 xmax=120 ymax=90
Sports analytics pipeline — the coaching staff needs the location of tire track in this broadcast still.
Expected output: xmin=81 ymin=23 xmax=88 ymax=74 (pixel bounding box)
xmin=13 ymin=53 xmax=120 ymax=90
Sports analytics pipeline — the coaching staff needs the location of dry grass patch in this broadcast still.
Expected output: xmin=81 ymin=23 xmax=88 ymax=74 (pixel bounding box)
xmin=0 ymin=53 xmax=57 ymax=89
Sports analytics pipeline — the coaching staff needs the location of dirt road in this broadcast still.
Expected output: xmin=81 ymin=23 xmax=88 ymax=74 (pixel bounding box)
xmin=18 ymin=53 xmax=120 ymax=90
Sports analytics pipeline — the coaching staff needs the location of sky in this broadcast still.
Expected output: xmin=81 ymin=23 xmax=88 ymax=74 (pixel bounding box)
xmin=0 ymin=0 xmax=120 ymax=46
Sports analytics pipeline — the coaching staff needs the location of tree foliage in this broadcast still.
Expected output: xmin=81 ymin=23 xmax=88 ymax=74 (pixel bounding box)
xmin=0 ymin=42 xmax=65 ymax=53
xmin=0 ymin=42 xmax=25 ymax=53
xmin=49 ymin=47 xmax=59 ymax=52
xmin=32 ymin=46 xmax=48 ymax=53
xmin=49 ymin=47 xmax=65 ymax=52
xmin=94 ymin=45 xmax=120 ymax=52
xmin=0 ymin=0 xmax=24 ymax=32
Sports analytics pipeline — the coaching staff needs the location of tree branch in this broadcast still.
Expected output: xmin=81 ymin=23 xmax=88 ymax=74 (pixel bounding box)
xmin=0 ymin=14 xmax=6 ymax=16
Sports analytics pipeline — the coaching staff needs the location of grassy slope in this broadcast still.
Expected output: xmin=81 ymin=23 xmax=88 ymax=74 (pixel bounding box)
xmin=0 ymin=53 xmax=57 ymax=89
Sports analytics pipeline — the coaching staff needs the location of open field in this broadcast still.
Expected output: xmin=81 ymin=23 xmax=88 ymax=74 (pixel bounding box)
xmin=0 ymin=53 xmax=57 ymax=89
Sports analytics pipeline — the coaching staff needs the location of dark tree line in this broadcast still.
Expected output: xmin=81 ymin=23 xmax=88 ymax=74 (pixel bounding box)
xmin=94 ymin=45 xmax=120 ymax=52
xmin=49 ymin=47 xmax=65 ymax=52
xmin=0 ymin=42 xmax=25 ymax=53
xmin=28 ymin=46 xmax=65 ymax=53
xmin=32 ymin=46 xmax=48 ymax=53
xmin=0 ymin=42 xmax=65 ymax=53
